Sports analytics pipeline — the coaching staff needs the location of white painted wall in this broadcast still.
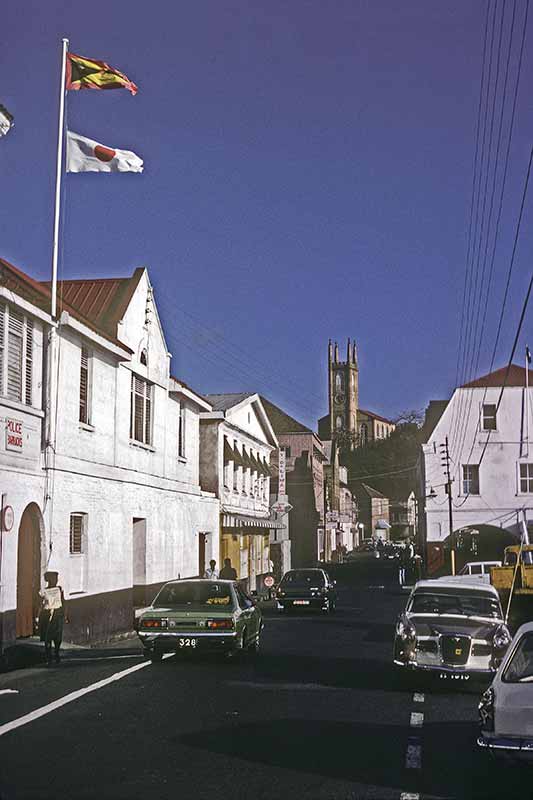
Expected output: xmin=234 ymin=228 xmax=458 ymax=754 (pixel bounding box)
xmin=423 ymin=386 xmax=533 ymax=541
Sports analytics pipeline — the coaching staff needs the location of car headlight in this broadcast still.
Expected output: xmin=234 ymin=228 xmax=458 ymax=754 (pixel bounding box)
xmin=479 ymin=687 xmax=495 ymax=732
xmin=493 ymin=625 xmax=511 ymax=650
xmin=396 ymin=619 xmax=416 ymax=640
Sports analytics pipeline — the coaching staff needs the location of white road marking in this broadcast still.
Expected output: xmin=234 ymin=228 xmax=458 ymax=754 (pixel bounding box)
xmin=410 ymin=712 xmax=424 ymax=727
xmin=63 ymin=654 xmax=143 ymax=663
xmin=405 ymin=739 xmax=422 ymax=769
xmin=0 ymin=690 xmax=19 ymax=696
xmin=400 ymin=793 xmax=420 ymax=799
xmin=0 ymin=655 xmax=174 ymax=737
xmin=413 ymin=692 xmax=424 ymax=703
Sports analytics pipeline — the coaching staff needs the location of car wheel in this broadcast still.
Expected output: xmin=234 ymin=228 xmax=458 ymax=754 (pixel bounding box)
xmin=247 ymin=634 xmax=261 ymax=656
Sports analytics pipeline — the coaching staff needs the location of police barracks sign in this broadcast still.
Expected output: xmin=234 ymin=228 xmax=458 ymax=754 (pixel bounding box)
xmin=6 ymin=418 xmax=23 ymax=453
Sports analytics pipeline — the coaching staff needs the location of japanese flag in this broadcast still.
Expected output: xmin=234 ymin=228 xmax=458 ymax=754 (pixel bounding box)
xmin=66 ymin=131 xmax=143 ymax=173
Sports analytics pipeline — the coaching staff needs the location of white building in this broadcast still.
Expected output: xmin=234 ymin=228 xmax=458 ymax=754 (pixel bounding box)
xmin=199 ymin=393 xmax=283 ymax=592
xmin=0 ymin=259 xmax=219 ymax=651
xmin=421 ymin=364 xmax=533 ymax=574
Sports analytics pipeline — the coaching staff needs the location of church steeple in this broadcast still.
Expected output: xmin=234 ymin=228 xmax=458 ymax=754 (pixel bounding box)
xmin=328 ymin=339 xmax=359 ymax=449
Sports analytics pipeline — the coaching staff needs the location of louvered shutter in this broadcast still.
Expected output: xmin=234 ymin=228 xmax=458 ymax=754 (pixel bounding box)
xmin=0 ymin=304 xmax=4 ymax=396
xmin=69 ymin=515 xmax=84 ymax=554
xmin=7 ymin=308 xmax=23 ymax=401
xmin=79 ymin=346 xmax=89 ymax=423
xmin=25 ymin=318 xmax=33 ymax=406
xmin=145 ymin=383 xmax=152 ymax=444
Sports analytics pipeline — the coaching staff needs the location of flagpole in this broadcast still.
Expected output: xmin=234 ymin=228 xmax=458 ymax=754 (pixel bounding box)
xmin=51 ymin=37 xmax=69 ymax=320
xmin=526 ymin=345 xmax=530 ymax=458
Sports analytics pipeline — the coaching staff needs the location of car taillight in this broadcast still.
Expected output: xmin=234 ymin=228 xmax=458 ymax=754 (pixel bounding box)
xmin=479 ymin=687 xmax=495 ymax=732
xmin=207 ymin=619 xmax=234 ymax=629
xmin=142 ymin=619 xmax=166 ymax=628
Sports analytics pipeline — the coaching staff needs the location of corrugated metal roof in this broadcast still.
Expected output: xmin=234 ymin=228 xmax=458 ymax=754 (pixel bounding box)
xmin=0 ymin=258 xmax=133 ymax=352
xmin=40 ymin=268 xmax=144 ymax=335
xmin=359 ymin=408 xmax=395 ymax=425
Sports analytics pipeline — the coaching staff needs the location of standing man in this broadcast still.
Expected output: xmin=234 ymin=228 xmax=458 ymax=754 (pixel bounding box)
xmin=39 ymin=571 xmax=67 ymax=665
xmin=204 ymin=559 xmax=219 ymax=579
xmin=399 ymin=539 xmax=415 ymax=586
xmin=219 ymin=558 xmax=238 ymax=580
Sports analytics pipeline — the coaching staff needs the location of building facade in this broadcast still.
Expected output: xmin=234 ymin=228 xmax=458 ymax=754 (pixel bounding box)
xmin=1 ymin=259 xmax=220 ymax=651
xmin=420 ymin=365 xmax=533 ymax=574
xmin=200 ymin=393 xmax=282 ymax=592
xmin=261 ymin=396 xmax=326 ymax=570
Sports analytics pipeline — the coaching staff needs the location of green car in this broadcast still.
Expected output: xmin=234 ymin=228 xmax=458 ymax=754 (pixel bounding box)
xmin=136 ymin=579 xmax=263 ymax=662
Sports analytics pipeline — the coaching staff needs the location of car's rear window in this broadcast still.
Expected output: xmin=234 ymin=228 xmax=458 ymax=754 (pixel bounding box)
xmin=154 ymin=582 xmax=234 ymax=608
xmin=503 ymin=632 xmax=533 ymax=683
xmin=409 ymin=591 xmax=502 ymax=619
xmin=281 ymin=570 xmax=325 ymax=587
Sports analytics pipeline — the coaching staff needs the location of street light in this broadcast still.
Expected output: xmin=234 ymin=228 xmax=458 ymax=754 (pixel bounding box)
xmin=357 ymin=522 xmax=364 ymax=544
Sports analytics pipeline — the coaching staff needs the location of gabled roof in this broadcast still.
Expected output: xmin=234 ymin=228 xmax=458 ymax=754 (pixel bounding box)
xmin=0 ymin=257 xmax=132 ymax=353
xmin=359 ymin=408 xmax=395 ymax=425
xmin=40 ymin=267 xmax=144 ymax=337
xmin=358 ymin=482 xmax=386 ymax=499
xmin=260 ymin=396 xmax=312 ymax=434
xmin=461 ymin=364 xmax=533 ymax=389
xmin=205 ymin=392 xmax=254 ymax=411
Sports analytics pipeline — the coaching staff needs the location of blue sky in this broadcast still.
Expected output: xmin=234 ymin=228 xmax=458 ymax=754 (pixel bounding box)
xmin=2 ymin=0 xmax=533 ymax=429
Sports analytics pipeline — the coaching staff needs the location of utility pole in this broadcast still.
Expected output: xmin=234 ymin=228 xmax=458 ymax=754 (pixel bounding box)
xmin=323 ymin=474 xmax=330 ymax=563
xmin=440 ymin=436 xmax=455 ymax=574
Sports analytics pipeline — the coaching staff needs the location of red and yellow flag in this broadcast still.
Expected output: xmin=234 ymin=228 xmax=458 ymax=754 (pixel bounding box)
xmin=66 ymin=52 xmax=138 ymax=95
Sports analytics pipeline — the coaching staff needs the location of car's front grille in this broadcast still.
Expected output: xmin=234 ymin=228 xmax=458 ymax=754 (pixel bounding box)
xmin=416 ymin=639 xmax=438 ymax=654
xmin=441 ymin=634 xmax=471 ymax=665
xmin=472 ymin=643 xmax=492 ymax=657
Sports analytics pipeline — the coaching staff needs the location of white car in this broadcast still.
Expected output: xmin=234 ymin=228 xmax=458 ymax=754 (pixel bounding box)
xmin=394 ymin=579 xmax=511 ymax=679
xmin=457 ymin=561 xmax=501 ymax=583
xmin=478 ymin=621 xmax=533 ymax=759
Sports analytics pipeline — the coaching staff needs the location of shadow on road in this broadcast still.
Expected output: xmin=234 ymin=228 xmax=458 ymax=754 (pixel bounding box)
xmin=181 ymin=718 xmax=407 ymax=790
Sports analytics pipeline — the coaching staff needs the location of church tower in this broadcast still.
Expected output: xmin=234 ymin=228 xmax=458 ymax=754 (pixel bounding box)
xmin=328 ymin=339 xmax=359 ymax=449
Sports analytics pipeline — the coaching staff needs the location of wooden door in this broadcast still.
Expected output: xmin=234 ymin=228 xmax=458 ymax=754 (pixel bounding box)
xmin=16 ymin=506 xmax=41 ymax=637
xmin=198 ymin=532 xmax=206 ymax=578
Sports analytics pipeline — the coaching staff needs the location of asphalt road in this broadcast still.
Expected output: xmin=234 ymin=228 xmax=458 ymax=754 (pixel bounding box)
xmin=0 ymin=564 xmax=532 ymax=800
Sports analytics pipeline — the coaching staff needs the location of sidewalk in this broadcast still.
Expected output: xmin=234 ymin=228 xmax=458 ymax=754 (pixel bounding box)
xmin=2 ymin=597 xmax=277 ymax=672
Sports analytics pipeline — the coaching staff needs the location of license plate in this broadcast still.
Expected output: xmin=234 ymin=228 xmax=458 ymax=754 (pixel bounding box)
xmin=178 ymin=638 xmax=197 ymax=648
xmin=439 ymin=672 xmax=470 ymax=681
xmin=293 ymin=600 xmax=310 ymax=605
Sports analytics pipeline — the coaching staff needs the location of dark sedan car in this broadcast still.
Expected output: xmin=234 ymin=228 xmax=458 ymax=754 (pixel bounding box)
xmin=276 ymin=568 xmax=337 ymax=613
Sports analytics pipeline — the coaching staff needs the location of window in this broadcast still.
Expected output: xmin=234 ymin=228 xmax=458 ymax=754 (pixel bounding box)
xmin=284 ymin=446 xmax=291 ymax=458
xmin=335 ymin=373 xmax=344 ymax=392
xmin=519 ymin=463 xmax=533 ymax=494
xmin=69 ymin=513 xmax=86 ymax=554
xmin=178 ymin=404 xmax=186 ymax=458
xmin=462 ymin=464 xmax=480 ymax=495
xmin=130 ymin=374 xmax=153 ymax=445
xmin=233 ymin=441 xmax=240 ymax=491
xmin=79 ymin=345 xmax=91 ymax=424
xmin=360 ymin=423 xmax=368 ymax=445
xmin=482 ymin=403 xmax=497 ymax=431
xmin=140 ymin=348 xmax=148 ymax=367
xmin=0 ymin=304 xmax=33 ymax=405
xmin=336 ymin=415 xmax=343 ymax=430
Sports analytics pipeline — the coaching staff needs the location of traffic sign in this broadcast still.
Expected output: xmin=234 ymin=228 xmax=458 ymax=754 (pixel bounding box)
xmin=326 ymin=511 xmax=339 ymax=523
xmin=271 ymin=502 xmax=292 ymax=515
xmin=264 ymin=575 xmax=275 ymax=588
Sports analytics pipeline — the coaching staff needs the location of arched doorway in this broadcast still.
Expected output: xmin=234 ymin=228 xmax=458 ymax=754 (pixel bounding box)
xmin=16 ymin=504 xmax=43 ymax=638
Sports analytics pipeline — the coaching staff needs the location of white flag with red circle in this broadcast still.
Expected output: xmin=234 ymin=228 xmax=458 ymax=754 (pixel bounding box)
xmin=66 ymin=130 xmax=143 ymax=173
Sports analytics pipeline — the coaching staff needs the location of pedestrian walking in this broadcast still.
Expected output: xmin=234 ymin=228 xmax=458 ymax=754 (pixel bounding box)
xmin=204 ymin=559 xmax=219 ymax=579
xmin=219 ymin=558 xmax=238 ymax=580
xmin=399 ymin=539 xmax=414 ymax=586
xmin=39 ymin=571 xmax=68 ymax=665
